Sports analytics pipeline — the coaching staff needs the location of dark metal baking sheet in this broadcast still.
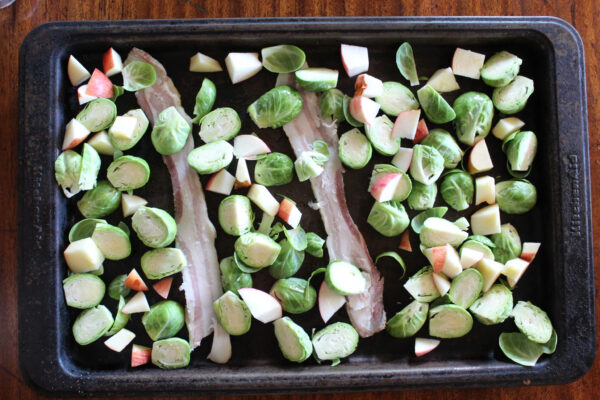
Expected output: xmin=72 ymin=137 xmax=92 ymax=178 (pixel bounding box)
xmin=18 ymin=17 xmax=595 ymax=396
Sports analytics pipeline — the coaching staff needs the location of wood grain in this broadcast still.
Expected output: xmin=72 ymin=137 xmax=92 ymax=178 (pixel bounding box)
xmin=2 ymin=0 xmax=599 ymax=399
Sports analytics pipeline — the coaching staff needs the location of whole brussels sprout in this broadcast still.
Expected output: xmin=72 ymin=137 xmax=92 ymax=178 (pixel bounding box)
xmin=453 ymin=91 xmax=494 ymax=145
xmin=410 ymin=145 xmax=445 ymax=185
xmin=491 ymin=223 xmax=522 ymax=264
xmin=254 ymin=152 xmax=294 ymax=186
xmin=407 ymin=181 xmax=438 ymax=211
xmin=270 ymin=278 xmax=316 ymax=314
xmin=142 ymin=300 xmax=185 ymax=341
xmin=248 ymin=85 xmax=303 ymax=129
xmin=151 ymin=106 xmax=191 ymax=155
xmin=77 ymin=180 xmax=121 ymax=218
xmin=219 ymin=256 xmax=252 ymax=295
xmin=420 ymin=129 xmax=463 ymax=169
xmin=496 ymin=179 xmax=537 ymax=214
xmin=440 ymin=170 xmax=474 ymax=211
xmin=367 ymin=200 xmax=410 ymax=237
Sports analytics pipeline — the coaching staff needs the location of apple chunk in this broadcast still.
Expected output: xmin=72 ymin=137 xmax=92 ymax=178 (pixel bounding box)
xmin=238 ymin=288 xmax=282 ymax=323
xmin=190 ymin=52 xmax=223 ymax=72
xmin=415 ymin=337 xmax=440 ymax=357
xmin=278 ymin=198 xmax=302 ymax=228
xmin=341 ymin=44 xmax=369 ymax=77
xmin=475 ymin=258 xmax=505 ymax=292
xmin=391 ymin=109 xmax=421 ymax=140
xmin=370 ymin=173 xmax=403 ymax=202
xmin=424 ymin=244 xmax=462 ymax=278
xmin=460 ymin=247 xmax=484 ymax=269
xmin=492 ymin=117 xmax=525 ymax=140
xmin=77 ymin=84 xmax=97 ymax=105
xmin=131 ymin=344 xmax=152 ymax=367
xmin=68 ymin=55 xmax=91 ymax=86
xmin=206 ymin=169 xmax=235 ymax=196
xmin=318 ymin=281 xmax=346 ymax=323
xmin=354 ymin=73 xmax=383 ymax=98
xmin=87 ymin=130 xmax=115 ymax=156
xmin=426 ymin=67 xmax=460 ymax=92
xmin=413 ymin=119 xmax=429 ymax=144
xmin=391 ymin=147 xmax=413 ymax=172
xmin=152 ymin=277 xmax=173 ymax=299
xmin=471 ymin=204 xmax=501 ymax=236
xmin=104 ymin=328 xmax=135 ymax=352
xmin=398 ymin=230 xmax=412 ymax=252
xmin=349 ymin=96 xmax=380 ymax=126
xmin=452 ymin=48 xmax=486 ymax=79
xmin=468 ymin=139 xmax=493 ymax=174
xmin=124 ymin=268 xmax=148 ymax=291
xmin=102 ymin=48 xmax=123 ymax=77
xmin=122 ymin=193 xmax=148 ymax=217
xmin=247 ymin=184 xmax=280 ymax=217
xmin=520 ymin=242 xmax=541 ymax=262
xmin=432 ymin=272 xmax=451 ymax=296
xmin=503 ymin=258 xmax=530 ymax=288
xmin=64 ymin=237 xmax=104 ymax=273
xmin=121 ymin=291 xmax=150 ymax=314
xmin=62 ymin=118 xmax=91 ymax=150
xmin=233 ymin=135 xmax=270 ymax=158
xmin=234 ymin=158 xmax=252 ymax=189
xmin=85 ymin=69 xmax=114 ymax=98
xmin=475 ymin=175 xmax=495 ymax=205
xmin=225 ymin=52 xmax=262 ymax=84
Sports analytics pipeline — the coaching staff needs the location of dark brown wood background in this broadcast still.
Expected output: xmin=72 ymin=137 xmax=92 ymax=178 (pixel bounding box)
xmin=2 ymin=0 xmax=598 ymax=399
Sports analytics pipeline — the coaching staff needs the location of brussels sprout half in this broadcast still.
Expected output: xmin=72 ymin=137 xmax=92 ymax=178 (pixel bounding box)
xmin=77 ymin=180 xmax=121 ymax=219
xmin=262 ymin=44 xmax=306 ymax=73
xmin=440 ymin=170 xmax=474 ymax=211
xmin=428 ymin=304 xmax=473 ymax=339
xmin=417 ymin=85 xmax=456 ymax=124
xmin=219 ymin=256 xmax=253 ymax=295
xmin=141 ymin=247 xmax=187 ymax=279
xmin=62 ymin=273 xmax=106 ymax=309
xmin=72 ymin=305 xmax=114 ymax=345
xmin=274 ymin=317 xmax=313 ymax=363
xmin=367 ymin=200 xmax=410 ymax=237
xmin=107 ymin=155 xmax=150 ymax=191
xmin=199 ymin=107 xmax=241 ymax=143
xmin=131 ymin=206 xmax=177 ymax=248
xmin=320 ymin=88 xmax=345 ymax=122
xmin=386 ymin=300 xmax=428 ymax=338
xmin=187 ymin=140 xmax=234 ymax=175
xmin=496 ymin=179 xmax=537 ymax=214
xmin=110 ymin=108 xmax=149 ymax=151
xmin=480 ymin=51 xmax=523 ymax=88
xmin=123 ymin=61 xmax=157 ymax=91
xmin=270 ymin=278 xmax=316 ymax=314
xmin=420 ymin=129 xmax=463 ymax=169
xmin=492 ymin=75 xmax=534 ymax=114
xmin=254 ymin=152 xmax=294 ymax=186
xmin=410 ymin=145 xmax=445 ymax=185
xmin=512 ymin=301 xmax=554 ymax=344
xmin=76 ymin=98 xmax=117 ymax=132
xmin=218 ymin=195 xmax=254 ymax=236
xmin=375 ymin=81 xmax=419 ymax=117
xmin=452 ymin=91 xmax=494 ymax=146
xmin=55 ymin=150 xmax=83 ymax=198
xmin=213 ymin=291 xmax=252 ymax=336
xmin=504 ymin=130 xmax=538 ymax=176
xmin=312 ymin=322 xmax=359 ymax=364
xmin=142 ymin=300 xmax=185 ymax=341
xmin=469 ymin=284 xmax=513 ymax=325
xmin=234 ymin=232 xmax=281 ymax=269
xmin=491 ymin=223 xmax=522 ymax=264
xmin=152 ymin=337 xmax=191 ymax=369
xmin=191 ymin=78 xmax=216 ymax=124
xmin=407 ymin=181 xmax=438 ymax=211
xmin=269 ymin=239 xmax=305 ymax=279
xmin=498 ymin=332 xmax=544 ymax=367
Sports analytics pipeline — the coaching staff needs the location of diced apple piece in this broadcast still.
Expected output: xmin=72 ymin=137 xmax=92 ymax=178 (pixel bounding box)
xmin=247 ymin=184 xmax=280 ymax=217
xmin=475 ymin=258 xmax=505 ymax=292
xmin=122 ymin=193 xmax=148 ymax=217
xmin=233 ymin=158 xmax=252 ymax=189
xmin=108 ymin=116 xmax=138 ymax=140
xmin=415 ymin=337 xmax=441 ymax=357
xmin=85 ymin=68 xmax=114 ymax=98
xmin=206 ymin=169 xmax=235 ymax=195
xmin=278 ymin=198 xmax=302 ymax=229
xmin=124 ymin=268 xmax=148 ymax=291
xmin=475 ymin=175 xmax=496 ymax=205
xmin=428 ymin=246 xmax=447 ymax=273
xmin=503 ymin=258 xmax=530 ymax=288
xmin=391 ymin=109 xmax=421 ymax=140
xmin=520 ymin=242 xmax=541 ymax=263
xmin=225 ymin=52 xmax=262 ymax=84
xmin=413 ymin=119 xmax=429 ymax=144
xmin=468 ymin=139 xmax=493 ymax=174
xmin=233 ymin=134 xmax=271 ymax=158
xmin=349 ymin=96 xmax=380 ymax=126
xmin=426 ymin=67 xmax=460 ymax=92
xmin=104 ymin=328 xmax=135 ymax=352
xmin=87 ymin=130 xmax=115 ymax=155
xmin=370 ymin=173 xmax=403 ymax=202
xmin=190 ymin=52 xmax=223 ymax=72
xmin=102 ymin=48 xmax=123 ymax=77
xmin=121 ymin=291 xmax=150 ymax=314
xmin=460 ymin=247 xmax=484 ymax=269
xmin=492 ymin=117 xmax=525 ymax=140
xmin=471 ymin=204 xmax=501 ymax=235
xmin=68 ymin=55 xmax=91 ymax=86
xmin=432 ymin=273 xmax=451 ymax=296
xmin=64 ymin=237 xmax=104 ymax=273
xmin=452 ymin=48 xmax=486 ymax=79
xmin=62 ymin=118 xmax=91 ymax=150
xmin=77 ymin=84 xmax=97 ymax=105
xmin=238 ymin=288 xmax=282 ymax=323
xmin=152 ymin=277 xmax=173 ymax=299
xmin=424 ymin=244 xmax=462 ymax=278
xmin=341 ymin=44 xmax=369 ymax=77
xmin=391 ymin=147 xmax=413 ymax=172
xmin=318 ymin=281 xmax=346 ymax=323
xmin=131 ymin=344 xmax=152 ymax=367
xmin=398 ymin=230 xmax=412 ymax=252
xmin=354 ymin=73 xmax=383 ymax=98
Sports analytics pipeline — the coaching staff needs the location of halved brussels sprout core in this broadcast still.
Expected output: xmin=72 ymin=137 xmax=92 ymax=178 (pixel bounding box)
xmin=141 ymin=247 xmax=187 ymax=280
xmin=492 ymin=75 xmax=534 ymax=114
xmin=428 ymin=304 xmax=473 ymax=339
xmin=375 ymin=81 xmax=419 ymax=116
xmin=199 ymin=107 xmax=241 ymax=143
xmin=325 ymin=260 xmax=366 ymax=295
xmin=410 ymin=145 xmax=445 ymax=185
xmin=386 ymin=300 xmax=429 ymax=338
xmin=218 ymin=195 xmax=254 ymax=236
xmin=403 ymin=266 xmax=440 ymax=303
xmin=469 ymin=284 xmax=513 ymax=325
xmin=72 ymin=305 xmax=114 ymax=345
xmin=312 ymin=322 xmax=359 ymax=362
xmin=63 ymin=273 xmax=106 ymax=309
xmin=142 ymin=300 xmax=185 ymax=341
xmin=417 ymin=85 xmax=456 ymax=124
xmin=91 ymin=223 xmax=131 ymax=260
xmin=234 ymin=232 xmax=281 ymax=268
xmin=274 ymin=317 xmax=313 ymax=362
xmin=480 ymin=51 xmax=523 ymax=88
xmin=512 ymin=301 xmax=554 ymax=344
xmin=132 ymin=206 xmax=177 ymax=248
xmin=152 ymin=337 xmax=191 ymax=369
xmin=448 ymin=268 xmax=483 ymax=309
xmin=187 ymin=140 xmax=234 ymax=175
xmin=213 ymin=291 xmax=252 ymax=336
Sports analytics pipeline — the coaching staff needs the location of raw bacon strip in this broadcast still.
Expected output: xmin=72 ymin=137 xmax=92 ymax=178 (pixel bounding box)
xmin=276 ymin=73 xmax=386 ymax=337
xmin=125 ymin=48 xmax=230 ymax=361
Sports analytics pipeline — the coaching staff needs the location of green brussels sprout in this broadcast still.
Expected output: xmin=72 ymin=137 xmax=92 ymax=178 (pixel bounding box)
xmin=72 ymin=305 xmax=114 ymax=345
xmin=151 ymin=337 xmax=191 ymax=369
xmin=320 ymin=88 xmax=345 ymax=122
xmin=262 ymin=44 xmax=306 ymax=73
xmin=68 ymin=218 xmax=106 ymax=242
xmin=151 ymin=106 xmax=191 ymax=155
xmin=420 ymin=129 xmax=463 ymax=169
xmin=108 ymin=274 xmax=130 ymax=300
xmin=77 ymin=144 xmax=102 ymax=193
xmin=283 ymin=226 xmax=308 ymax=251
xmin=305 ymin=232 xmax=325 ymax=258
xmin=498 ymin=332 xmax=544 ymax=367
xmin=199 ymin=107 xmax=241 ymax=143
xmin=312 ymin=322 xmax=359 ymax=364
xmin=131 ymin=206 xmax=177 ymax=248
xmin=512 ymin=301 xmax=554 ymax=344
xmin=234 ymin=232 xmax=281 ymax=268
xmin=295 ymin=68 xmax=339 ymax=92
xmin=403 ymin=266 xmax=440 ymax=303
xmin=541 ymin=330 xmax=558 ymax=355
xmin=504 ymin=131 xmax=537 ymax=176
xmin=105 ymin=295 xmax=131 ymax=336
xmin=396 ymin=42 xmax=419 ymax=85
xmin=273 ymin=316 xmax=313 ymax=363
xmin=492 ymin=75 xmax=534 ymax=114
xmin=460 ymin=239 xmax=495 ymax=261
xmin=91 ymin=223 xmax=131 ymax=260
xmin=213 ymin=291 xmax=251 ymax=335
xmin=342 ymin=95 xmax=363 ymax=128
xmin=270 ymin=277 xmax=316 ymax=314
xmin=76 ymin=98 xmax=117 ymax=132
xmin=218 ymin=195 xmax=254 ymax=236
xmin=142 ymin=300 xmax=185 ymax=341
xmin=122 ymin=61 xmax=157 ymax=91
xmin=77 ymin=180 xmax=121 ymax=218
xmin=410 ymin=206 xmax=448 ymax=234
xmin=219 ymin=256 xmax=252 ymax=295
xmin=375 ymin=81 xmax=419 ymax=116
xmin=428 ymin=304 xmax=473 ymax=339
xmin=248 ymin=85 xmax=303 ymax=129
xmin=417 ymin=84 xmax=456 ymax=124
xmin=141 ymin=247 xmax=187 ymax=279
xmin=62 ymin=273 xmax=106 ymax=309
xmin=367 ymin=164 xmax=412 ymax=202
xmin=469 ymin=284 xmax=513 ymax=325
xmin=495 ymin=179 xmax=537 ymax=214
xmin=367 ymin=200 xmax=410 ymax=237
xmin=452 ymin=91 xmax=494 ymax=145
xmin=386 ymin=300 xmax=428 ymax=338
xmin=490 ymin=223 xmax=522 ymax=264
xmin=55 ymin=150 xmax=82 ymax=198
xmin=191 ymin=78 xmax=216 ymax=124
xmin=448 ymin=268 xmax=483 ymax=309
xmin=268 ymin=239 xmax=305 ymax=279
xmin=106 ymin=155 xmax=150 ymax=191
xmin=254 ymin=152 xmax=294 ymax=186
xmin=409 ymin=145 xmax=445 ymax=185
xmin=407 ymin=181 xmax=438 ymax=211
xmin=187 ymin=140 xmax=234 ymax=175
xmin=480 ymin=51 xmax=523 ymax=88
xmin=110 ymin=108 xmax=149 ymax=151
xmin=364 ymin=115 xmax=400 ymax=156
xmin=325 ymin=260 xmax=366 ymax=295
xmin=440 ymin=170 xmax=474 ymax=211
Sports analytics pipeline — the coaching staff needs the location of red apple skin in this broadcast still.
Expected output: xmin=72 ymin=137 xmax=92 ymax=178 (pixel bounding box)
xmin=277 ymin=199 xmax=296 ymax=222
xmin=152 ymin=277 xmax=173 ymax=299
xmin=431 ymin=246 xmax=447 ymax=273
xmin=415 ymin=338 xmax=440 ymax=357
xmin=370 ymin=173 xmax=402 ymax=202
xmin=85 ymin=69 xmax=114 ymax=98
xmin=205 ymin=170 xmax=220 ymax=191
xmin=398 ymin=230 xmax=412 ymax=252
xmin=102 ymin=48 xmax=120 ymax=75
xmin=62 ymin=137 xmax=86 ymax=151
xmin=413 ymin=119 xmax=429 ymax=144
xmin=131 ymin=345 xmax=152 ymax=367
xmin=349 ymin=96 xmax=378 ymax=126
xmin=124 ymin=269 xmax=148 ymax=292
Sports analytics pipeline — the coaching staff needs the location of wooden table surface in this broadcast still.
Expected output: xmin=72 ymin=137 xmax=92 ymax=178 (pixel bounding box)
xmin=2 ymin=0 xmax=599 ymax=399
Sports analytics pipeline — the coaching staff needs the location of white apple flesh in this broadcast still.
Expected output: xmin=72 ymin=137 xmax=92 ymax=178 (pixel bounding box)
xmin=503 ymin=258 xmax=530 ymax=288
xmin=370 ymin=173 xmax=403 ymax=202
xmin=391 ymin=109 xmax=421 ymax=140
xmin=349 ymin=96 xmax=380 ymax=126
xmin=63 ymin=237 xmax=104 ymax=273
xmin=225 ymin=52 xmax=262 ymax=84
xmin=471 ymin=204 xmax=501 ymax=235
xmin=108 ymin=115 xmax=138 ymax=140
xmin=318 ymin=281 xmax=346 ymax=323
xmin=77 ymin=84 xmax=97 ymax=105
xmin=415 ymin=337 xmax=441 ymax=357
xmin=391 ymin=148 xmax=413 ymax=172
xmin=104 ymin=328 xmax=135 ymax=352
xmin=432 ymin=272 xmax=451 ymax=296
xmin=121 ymin=193 xmax=148 ymax=217
xmin=62 ymin=118 xmax=91 ymax=150
xmin=426 ymin=67 xmax=460 ymax=92
xmin=121 ymin=291 xmax=150 ymax=314
xmin=492 ymin=117 xmax=525 ymax=140
xmin=475 ymin=175 xmax=496 ymax=205
xmin=354 ymin=73 xmax=383 ymax=98
xmin=452 ymin=48 xmax=486 ymax=79
xmin=68 ymin=55 xmax=91 ymax=86
xmin=238 ymin=288 xmax=282 ymax=324
xmin=277 ymin=198 xmax=302 ymax=228
xmin=102 ymin=48 xmax=123 ymax=77
xmin=468 ymin=139 xmax=494 ymax=174
xmin=234 ymin=158 xmax=252 ymax=189
xmin=460 ymin=247 xmax=485 ymax=269
xmin=520 ymin=242 xmax=541 ymax=262
xmin=475 ymin=258 xmax=505 ymax=292
xmin=341 ymin=44 xmax=369 ymax=77
xmin=247 ymin=184 xmax=280 ymax=216
xmin=206 ymin=169 xmax=235 ymax=195
xmin=190 ymin=52 xmax=223 ymax=72
xmin=233 ymin=135 xmax=271 ymax=158
xmin=87 ymin=130 xmax=115 ymax=156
